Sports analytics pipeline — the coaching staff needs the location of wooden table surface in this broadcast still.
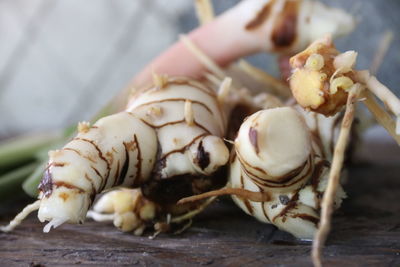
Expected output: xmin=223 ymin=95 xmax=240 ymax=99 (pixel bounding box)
xmin=0 ymin=162 xmax=399 ymax=267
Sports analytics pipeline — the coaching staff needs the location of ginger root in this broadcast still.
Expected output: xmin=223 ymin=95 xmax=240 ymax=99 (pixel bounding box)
xmin=289 ymin=36 xmax=356 ymax=116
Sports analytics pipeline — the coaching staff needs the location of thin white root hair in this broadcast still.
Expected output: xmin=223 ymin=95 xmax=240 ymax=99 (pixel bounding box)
xmin=43 ymin=218 xmax=68 ymax=233
xmin=172 ymin=196 xmax=216 ymax=223
xmin=0 ymin=200 xmax=41 ymax=232
xmin=356 ymin=70 xmax=400 ymax=140
xmin=370 ymin=31 xmax=393 ymax=76
xmin=173 ymin=219 xmax=193 ymax=235
xmin=354 ymin=31 xmax=400 ymax=142
xmin=149 ymin=213 xmax=174 ymax=239
xmin=195 ymin=0 xmax=214 ymax=25
xmin=86 ymin=210 xmax=115 ymax=222
xmin=237 ymin=59 xmax=291 ymax=99
xmin=204 ymin=72 xmax=223 ymax=87
xmin=312 ymin=84 xmax=363 ymax=267
xmin=223 ymin=138 xmax=235 ymax=145
xmin=358 ymin=71 xmax=400 ymax=117
xmin=217 ymin=77 xmax=232 ymax=104
xmin=180 ymin=35 xmax=244 ymax=91
xmin=180 ymin=34 xmax=226 ymax=79
xmin=148 ymin=231 xmax=161 ymax=240
xmin=361 ymin=91 xmax=400 ymax=144
xmin=178 ymin=187 xmax=271 ymax=205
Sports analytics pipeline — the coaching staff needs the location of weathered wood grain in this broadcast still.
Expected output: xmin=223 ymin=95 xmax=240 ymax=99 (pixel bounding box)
xmin=0 ymin=164 xmax=399 ymax=266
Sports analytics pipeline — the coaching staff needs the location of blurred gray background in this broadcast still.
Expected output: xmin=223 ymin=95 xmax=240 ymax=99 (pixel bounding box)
xmin=0 ymin=0 xmax=399 ymax=138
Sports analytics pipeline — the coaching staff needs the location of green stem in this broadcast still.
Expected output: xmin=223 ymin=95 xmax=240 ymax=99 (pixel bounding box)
xmin=0 ymin=132 xmax=62 ymax=170
xmin=16 ymin=107 xmax=116 ymax=197
xmin=0 ymin=162 xmax=38 ymax=199
xmin=22 ymin=161 xmax=48 ymax=197
xmin=1 ymin=82 xmax=128 ymax=197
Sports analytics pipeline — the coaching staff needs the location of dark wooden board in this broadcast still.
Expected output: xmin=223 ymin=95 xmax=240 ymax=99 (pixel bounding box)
xmin=0 ymin=164 xmax=399 ymax=267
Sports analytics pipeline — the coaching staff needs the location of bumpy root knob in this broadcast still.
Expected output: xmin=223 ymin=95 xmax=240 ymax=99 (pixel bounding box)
xmin=93 ymin=189 xmax=158 ymax=234
xmin=290 ymin=68 xmax=329 ymax=110
xmin=289 ymin=37 xmax=357 ymax=116
xmin=305 ymin=53 xmax=325 ymax=71
xmin=114 ymin=212 xmax=141 ymax=232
